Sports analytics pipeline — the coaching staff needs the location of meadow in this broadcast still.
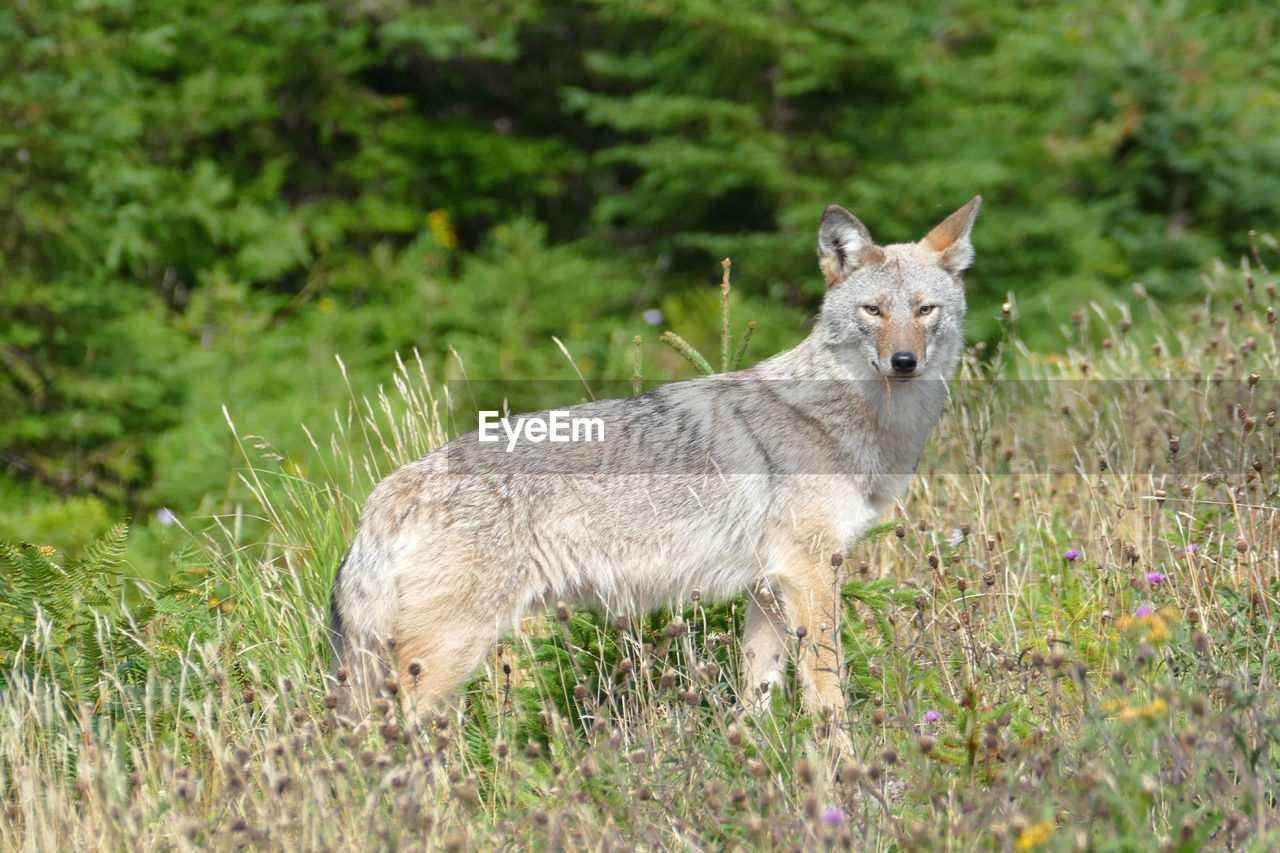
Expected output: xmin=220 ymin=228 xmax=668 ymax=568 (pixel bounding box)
xmin=3 ymin=244 xmax=1278 ymax=851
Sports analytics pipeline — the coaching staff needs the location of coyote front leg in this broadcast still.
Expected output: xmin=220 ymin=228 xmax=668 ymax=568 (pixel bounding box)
xmin=742 ymin=587 xmax=790 ymax=708
xmin=774 ymin=545 xmax=848 ymax=721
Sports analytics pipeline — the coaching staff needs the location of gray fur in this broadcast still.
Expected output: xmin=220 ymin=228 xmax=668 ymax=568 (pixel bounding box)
xmin=331 ymin=197 xmax=982 ymax=726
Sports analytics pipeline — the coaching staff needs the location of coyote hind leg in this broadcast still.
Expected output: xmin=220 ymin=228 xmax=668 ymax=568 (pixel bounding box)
xmin=393 ymin=590 xmax=512 ymax=723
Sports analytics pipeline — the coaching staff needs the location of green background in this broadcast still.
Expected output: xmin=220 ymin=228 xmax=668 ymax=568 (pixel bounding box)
xmin=3 ymin=0 xmax=1278 ymax=570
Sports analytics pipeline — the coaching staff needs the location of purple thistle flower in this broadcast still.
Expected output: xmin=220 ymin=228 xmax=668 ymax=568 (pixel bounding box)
xmin=923 ymin=709 xmax=942 ymax=724
xmin=1184 ymin=543 xmax=1199 ymax=554
xmin=1136 ymin=645 xmax=1154 ymax=662
xmin=1063 ymin=549 xmax=1081 ymax=561
xmin=1145 ymin=571 xmax=1167 ymax=585
xmin=821 ymin=806 xmax=844 ymax=826
xmin=1134 ymin=604 xmax=1154 ymax=618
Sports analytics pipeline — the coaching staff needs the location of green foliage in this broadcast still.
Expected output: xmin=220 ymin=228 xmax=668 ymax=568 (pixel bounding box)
xmin=0 ymin=524 xmax=133 ymax=700
xmin=4 ymin=0 xmax=1280 ymax=579
xmin=571 ymin=0 xmax=1280 ymax=341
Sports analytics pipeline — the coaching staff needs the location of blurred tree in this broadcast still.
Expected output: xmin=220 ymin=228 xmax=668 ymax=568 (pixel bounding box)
xmin=567 ymin=0 xmax=1280 ymax=337
xmin=1 ymin=0 xmax=1278 ymax=533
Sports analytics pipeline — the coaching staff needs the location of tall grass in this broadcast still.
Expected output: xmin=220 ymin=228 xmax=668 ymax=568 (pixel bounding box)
xmin=3 ymin=250 xmax=1279 ymax=851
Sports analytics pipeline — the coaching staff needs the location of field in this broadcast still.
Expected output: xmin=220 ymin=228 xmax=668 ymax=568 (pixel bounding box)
xmin=3 ymin=252 xmax=1279 ymax=852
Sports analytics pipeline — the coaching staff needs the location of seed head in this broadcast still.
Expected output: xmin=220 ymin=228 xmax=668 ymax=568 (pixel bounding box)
xmin=838 ymin=760 xmax=864 ymax=783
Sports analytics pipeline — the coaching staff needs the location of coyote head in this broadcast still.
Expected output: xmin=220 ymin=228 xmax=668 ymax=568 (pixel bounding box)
xmin=815 ymin=197 xmax=981 ymax=381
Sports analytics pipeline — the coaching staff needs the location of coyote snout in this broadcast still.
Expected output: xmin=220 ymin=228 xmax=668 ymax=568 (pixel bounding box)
xmin=330 ymin=195 xmax=982 ymax=733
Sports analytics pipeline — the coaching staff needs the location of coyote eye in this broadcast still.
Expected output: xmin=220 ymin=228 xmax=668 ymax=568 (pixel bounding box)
xmin=862 ymin=305 xmax=881 ymax=316
xmin=918 ymin=304 xmax=936 ymax=316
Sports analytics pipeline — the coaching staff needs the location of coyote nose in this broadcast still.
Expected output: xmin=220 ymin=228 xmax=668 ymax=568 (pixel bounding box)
xmin=890 ymin=352 xmax=918 ymax=374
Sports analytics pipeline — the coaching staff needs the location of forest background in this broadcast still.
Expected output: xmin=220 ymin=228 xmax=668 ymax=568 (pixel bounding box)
xmin=3 ymin=0 xmax=1279 ymax=576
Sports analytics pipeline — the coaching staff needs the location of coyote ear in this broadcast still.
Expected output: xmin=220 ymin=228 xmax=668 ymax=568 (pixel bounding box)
xmin=921 ymin=196 xmax=982 ymax=275
xmin=817 ymin=205 xmax=882 ymax=286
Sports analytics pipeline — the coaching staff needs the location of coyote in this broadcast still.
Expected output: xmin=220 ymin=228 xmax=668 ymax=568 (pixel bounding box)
xmin=330 ymin=196 xmax=981 ymax=726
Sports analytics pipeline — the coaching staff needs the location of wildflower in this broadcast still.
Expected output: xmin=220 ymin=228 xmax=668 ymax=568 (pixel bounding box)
xmin=821 ymin=806 xmax=844 ymax=826
xmin=1185 ymin=543 xmax=1199 ymax=554
xmin=427 ymin=209 xmax=458 ymax=250
xmin=156 ymin=508 xmax=177 ymax=526
xmin=1116 ymin=698 xmax=1169 ymax=723
xmin=1015 ymin=820 xmax=1055 ymax=850
xmin=1146 ymin=571 xmax=1167 ymax=585
xmin=923 ymin=709 xmax=942 ymax=724
xmin=1063 ymin=549 xmax=1080 ymax=561
xmin=949 ymin=528 xmax=965 ymax=547
xmin=642 ymin=309 xmax=664 ymax=325
xmin=1118 ymin=607 xmax=1176 ymax=643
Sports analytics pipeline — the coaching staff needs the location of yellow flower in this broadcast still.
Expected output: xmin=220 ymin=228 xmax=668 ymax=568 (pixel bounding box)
xmin=1117 ymin=610 xmax=1174 ymax=643
xmin=427 ymin=209 xmax=459 ymax=250
xmin=1115 ymin=698 xmax=1168 ymax=723
xmin=1015 ymin=820 xmax=1055 ymax=850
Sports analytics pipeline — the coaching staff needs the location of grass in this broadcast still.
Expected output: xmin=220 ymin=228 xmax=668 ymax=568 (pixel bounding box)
xmin=3 ymin=248 xmax=1280 ymax=851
